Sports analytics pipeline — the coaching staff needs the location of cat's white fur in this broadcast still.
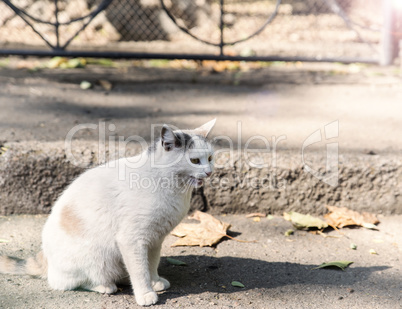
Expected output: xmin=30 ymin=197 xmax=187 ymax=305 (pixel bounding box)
xmin=0 ymin=120 xmax=216 ymax=306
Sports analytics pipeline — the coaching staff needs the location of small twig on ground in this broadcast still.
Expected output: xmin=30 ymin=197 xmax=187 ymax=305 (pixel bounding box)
xmin=225 ymin=234 xmax=257 ymax=243
xmin=317 ymin=230 xmax=343 ymax=238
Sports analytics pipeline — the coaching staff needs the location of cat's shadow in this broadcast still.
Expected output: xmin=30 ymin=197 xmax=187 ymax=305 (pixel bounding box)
xmin=115 ymin=255 xmax=389 ymax=305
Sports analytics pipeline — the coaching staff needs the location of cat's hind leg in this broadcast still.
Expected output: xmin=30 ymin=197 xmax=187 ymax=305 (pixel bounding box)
xmin=117 ymin=275 xmax=131 ymax=286
xmin=47 ymin=265 xmax=84 ymax=292
xmin=82 ymin=283 xmax=118 ymax=294
xmin=47 ymin=261 xmax=118 ymax=294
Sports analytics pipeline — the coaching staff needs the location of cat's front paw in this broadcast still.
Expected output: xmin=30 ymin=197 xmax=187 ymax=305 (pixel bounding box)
xmin=152 ymin=277 xmax=170 ymax=292
xmin=135 ymin=291 xmax=158 ymax=306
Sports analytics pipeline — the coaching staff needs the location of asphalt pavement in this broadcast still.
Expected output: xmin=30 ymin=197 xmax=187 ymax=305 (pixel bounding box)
xmin=0 ymin=214 xmax=401 ymax=309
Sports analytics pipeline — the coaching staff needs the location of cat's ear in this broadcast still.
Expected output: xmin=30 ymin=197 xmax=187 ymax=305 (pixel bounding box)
xmin=194 ymin=119 xmax=216 ymax=138
xmin=161 ymin=124 xmax=178 ymax=151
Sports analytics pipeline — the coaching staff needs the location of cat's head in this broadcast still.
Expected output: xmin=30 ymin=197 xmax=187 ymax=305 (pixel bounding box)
xmin=155 ymin=119 xmax=216 ymax=187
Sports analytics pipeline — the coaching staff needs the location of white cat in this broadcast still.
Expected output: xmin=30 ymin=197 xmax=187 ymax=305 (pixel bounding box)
xmin=0 ymin=119 xmax=216 ymax=306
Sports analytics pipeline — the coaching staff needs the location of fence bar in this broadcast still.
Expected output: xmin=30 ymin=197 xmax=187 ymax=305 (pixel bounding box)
xmin=380 ymin=0 xmax=397 ymax=65
xmin=219 ymin=0 xmax=224 ymax=56
xmin=0 ymin=49 xmax=379 ymax=64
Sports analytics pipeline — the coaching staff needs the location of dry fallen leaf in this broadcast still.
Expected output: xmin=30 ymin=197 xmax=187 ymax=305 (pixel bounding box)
xmin=313 ymin=261 xmax=353 ymax=271
xmin=166 ymin=257 xmax=187 ymax=266
xmin=98 ymin=79 xmax=113 ymax=91
xmin=362 ymin=223 xmax=378 ymax=230
xmin=283 ymin=211 xmax=328 ymax=230
xmin=245 ymin=213 xmax=266 ymax=218
xmin=202 ymin=60 xmax=241 ymax=72
xmin=284 ymin=229 xmax=294 ymax=236
xmin=80 ymin=81 xmax=92 ymax=90
xmin=231 ymin=281 xmax=245 ymax=288
xmin=16 ymin=60 xmax=41 ymax=70
xmin=324 ymin=206 xmax=379 ymax=228
xmin=46 ymin=57 xmax=86 ymax=69
xmin=46 ymin=57 xmax=67 ymax=69
xmin=171 ymin=211 xmax=231 ymax=247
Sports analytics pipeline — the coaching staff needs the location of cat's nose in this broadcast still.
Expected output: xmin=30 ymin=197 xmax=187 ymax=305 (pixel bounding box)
xmin=205 ymin=171 xmax=212 ymax=177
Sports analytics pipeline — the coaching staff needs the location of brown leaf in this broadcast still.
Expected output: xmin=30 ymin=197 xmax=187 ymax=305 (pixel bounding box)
xmin=245 ymin=213 xmax=266 ymax=218
xmin=324 ymin=206 xmax=379 ymax=228
xmin=171 ymin=211 xmax=231 ymax=247
xmin=98 ymin=79 xmax=113 ymax=91
xmin=284 ymin=211 xmax=328 ymax=230
xmin=202 ymin=60 xmax=240 ymax=72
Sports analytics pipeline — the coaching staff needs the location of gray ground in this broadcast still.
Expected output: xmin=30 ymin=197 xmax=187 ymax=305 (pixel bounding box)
xmin=0 ymin=60 xmax=401 ymax=154
xmin=0 ymin=214 xmax=401 ymax=309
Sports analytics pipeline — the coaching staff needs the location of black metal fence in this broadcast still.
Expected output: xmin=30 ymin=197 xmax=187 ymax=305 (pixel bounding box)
xmin=0 ymin=0 xmax=399 ymax=63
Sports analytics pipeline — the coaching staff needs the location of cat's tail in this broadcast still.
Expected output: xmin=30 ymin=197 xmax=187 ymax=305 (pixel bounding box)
xmin=0 ymin=251 xmax=47 ymax=278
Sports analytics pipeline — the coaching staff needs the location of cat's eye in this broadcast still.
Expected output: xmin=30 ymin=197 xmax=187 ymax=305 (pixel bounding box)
xmin=208 ymin=155 xmax=213 ymax=162
xmin=190 ymin=158 xmax=200 ymax=164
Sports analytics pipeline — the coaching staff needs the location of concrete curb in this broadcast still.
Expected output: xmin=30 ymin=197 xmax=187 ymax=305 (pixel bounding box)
xmin=0 ymin=141 xmax=401 ymax=215
xmin=207 ymin=151 xmax=401 ymax=215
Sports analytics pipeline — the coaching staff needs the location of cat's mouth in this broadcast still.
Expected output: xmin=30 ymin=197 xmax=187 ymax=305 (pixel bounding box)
xmin=189 ymin=176 xmax=204 ymax=186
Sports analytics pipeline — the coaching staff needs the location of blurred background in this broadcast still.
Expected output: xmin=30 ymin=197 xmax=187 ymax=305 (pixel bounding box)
xmin=0 ymin=0 xmax=399 ymax=63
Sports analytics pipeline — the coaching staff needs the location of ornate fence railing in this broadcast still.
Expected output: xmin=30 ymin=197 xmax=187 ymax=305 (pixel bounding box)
xmin=0 ymin=0 xmax=399 ymax=64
